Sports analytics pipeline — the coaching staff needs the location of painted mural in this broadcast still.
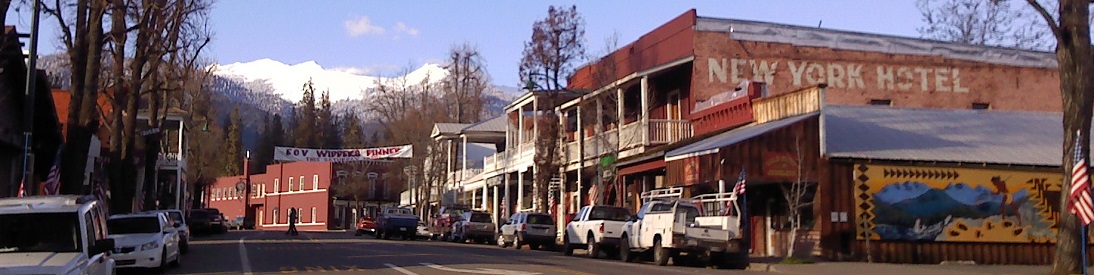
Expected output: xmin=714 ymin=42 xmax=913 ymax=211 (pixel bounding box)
xmin=854 ymin=164 xmax=1062 ymax=243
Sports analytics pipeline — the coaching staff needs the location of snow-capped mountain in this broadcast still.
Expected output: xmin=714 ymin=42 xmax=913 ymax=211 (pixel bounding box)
xmin=213 ymin=59 xmax=449 ymax=102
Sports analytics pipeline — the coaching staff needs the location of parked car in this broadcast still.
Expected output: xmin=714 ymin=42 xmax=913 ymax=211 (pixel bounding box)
xmin=429 ymin=205 xmax=470 ymax=240
xmin=354 ymin=216 xmax=377 ymax=236
xmin=416 ymin=222 xmax=431 ymax=239
xmin=107 ymin=212 xmax=181 ymax=271
xmin=621 ymin=188 xmax=748 ymax=268
xmin=203 ymin=208 xmax=229 ymax=233
xmin=186 ymin=209 xmax=213 ymax=234
xmin=562 ymin=205 xmax=632 ymax=259
xmin=0 ymin=195 xmax=116 ymax=275
xmin=450 ymin=210 xmax=496 ymax=244
xmin=375 ymin=206 xmax=419 ymax=240
xmin=226 ymin=216 xmax=244 ymax=230
xmin=146 ymin=209 xmax=190 ymax=254
xmin=498 ymin=212 xmax=556 ymax=250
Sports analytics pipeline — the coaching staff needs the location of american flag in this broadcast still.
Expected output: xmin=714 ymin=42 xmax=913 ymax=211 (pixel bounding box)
xmin=724 ymin=168 xmax=747 ymax=216
xmin=1069 ymin=133 xmax=1094 ymax=225
xmin=16 ymin=179 xmax=25 ymax=197
xmin=43 ymin=147 xmax=64 ymax=195
xmin=733 ymin=169 xmax=747 ymax=195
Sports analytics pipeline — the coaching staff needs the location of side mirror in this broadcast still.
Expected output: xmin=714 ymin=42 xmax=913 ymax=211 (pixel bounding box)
xmin=90 ymin=238 xmax=115 ymax=256
xmin=173 ymin=223 xmax=182 ymax=228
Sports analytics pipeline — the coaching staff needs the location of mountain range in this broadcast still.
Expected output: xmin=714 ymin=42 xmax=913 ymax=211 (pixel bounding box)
xmin=38 ymin=55 xmax=522 ymax=150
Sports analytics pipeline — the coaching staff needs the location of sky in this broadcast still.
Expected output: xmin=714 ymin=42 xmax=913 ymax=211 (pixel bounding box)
xmin=5 ymin=1 xmax=923 ymax=88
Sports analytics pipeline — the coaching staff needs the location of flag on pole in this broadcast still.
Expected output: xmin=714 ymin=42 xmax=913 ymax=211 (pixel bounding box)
xmin=16 ymin=179 xmax=25 ymax=197
xmin=42 ymin=147 xmax=64 ymax=195
xmin=1069 ymin=134 xmax=1094 ymax=226
xmin=725 ymin=168 xmax=747 ymax=216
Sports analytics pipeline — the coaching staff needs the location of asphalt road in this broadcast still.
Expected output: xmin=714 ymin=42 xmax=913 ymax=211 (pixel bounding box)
xmin=164 ymin=230 xmax=761 ymax=275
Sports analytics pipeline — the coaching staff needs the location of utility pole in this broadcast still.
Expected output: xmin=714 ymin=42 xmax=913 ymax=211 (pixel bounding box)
xmin=18 ymin=0 xmax=42 ymax=195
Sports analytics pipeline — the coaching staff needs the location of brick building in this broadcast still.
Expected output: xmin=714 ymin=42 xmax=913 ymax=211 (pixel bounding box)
xmin=208 ymin=161 xmax=393 ymax=231
xmin=444 ymin=9 xmax=1065 ymax=264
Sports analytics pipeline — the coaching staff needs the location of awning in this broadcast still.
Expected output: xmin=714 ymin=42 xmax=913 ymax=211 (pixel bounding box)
xmin=665 ymin=112 xmax=818 ymax=161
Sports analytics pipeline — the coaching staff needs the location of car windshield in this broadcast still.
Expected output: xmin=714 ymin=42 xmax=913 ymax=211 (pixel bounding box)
xmin=0 ymin=212 xmax=81 ymax=253
xmin=108 ymin=217 xmax=161 ymax=234
xmin=589 ymin=207 xmax=631 ymax=221
xmin=469 ymin=213 xmax=491 ymax=223
xmin=526 ymin=214 xmax=554 ymax=225
xmin=167 ymin=212 xmax=184 ymax=224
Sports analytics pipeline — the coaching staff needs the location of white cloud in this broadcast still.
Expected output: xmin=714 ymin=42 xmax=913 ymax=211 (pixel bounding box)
xmin=344 ymin=16 xmax=385 ymax=37
xmin=394 ymin=22 xmax=420 ymax=37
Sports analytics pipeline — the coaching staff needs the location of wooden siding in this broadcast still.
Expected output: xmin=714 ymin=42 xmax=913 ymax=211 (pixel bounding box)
xmin=752 ymin=86 xmax=824 ymax=124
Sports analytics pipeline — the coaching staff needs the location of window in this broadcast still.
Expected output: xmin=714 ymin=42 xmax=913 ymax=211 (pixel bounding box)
xmin=972 ymin=102 xmax=991 ymax=110
xmin=311 ymin=207 xmax=317 ymax=223
xmin=288 ymin=177 xmax=294 ymax=192
xmin=274 ymin=179 xmax=280 ymax=194
xmin=273 ymin=208 xmax=279 ymax=224
xmin=84 ymin=213 xmax=96 ymax=253
xmin=299 ymin=176 xmax=304 ymax=191
xmin=869 ymin=99 xmax=892 ymax=106
xmin=313 ymin=175 xmax=319 ymax=190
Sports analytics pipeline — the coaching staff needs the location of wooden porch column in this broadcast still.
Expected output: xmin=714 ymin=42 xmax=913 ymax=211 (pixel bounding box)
xmin=640 ymin=76 xmax=650 ymax=145
xmin=517 ymin=167 xmax=525 ymax=212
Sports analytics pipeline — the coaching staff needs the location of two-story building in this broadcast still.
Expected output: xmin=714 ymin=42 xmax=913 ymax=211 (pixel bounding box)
xmin=209 ymin=161 xmax=392 ymax=231
xmin=435 ymin=8 xmax=1064 ymax=263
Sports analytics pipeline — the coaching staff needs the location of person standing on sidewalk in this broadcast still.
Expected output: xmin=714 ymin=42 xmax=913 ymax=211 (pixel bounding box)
xmin=287 ymin=208 xmax=299 ymax=235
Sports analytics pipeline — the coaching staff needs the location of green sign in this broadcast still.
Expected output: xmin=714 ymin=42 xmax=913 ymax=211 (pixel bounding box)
xmin=600 ymin=155 xmax=616 ymax=167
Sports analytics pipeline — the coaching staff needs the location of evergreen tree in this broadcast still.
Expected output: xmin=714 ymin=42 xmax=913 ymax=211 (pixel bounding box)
xmin=342 ymin=113 xmax=364 ymax=148
xmin=225 ymin=106 xmax=243 ymax=176
xmin=252 ymin=114 xmax=274 ymax=173
xmin=270 ymin=114 xmax=285 ymax=147
xmin=317 ymin=90 xmax=340 ymax=148
xmin=294 ymin=80 xmax=319 ymax=148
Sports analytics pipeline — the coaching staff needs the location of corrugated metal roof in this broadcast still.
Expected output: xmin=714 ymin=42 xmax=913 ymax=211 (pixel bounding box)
xmin=462 ymin=115 xmax=507 ymax=134
xmin=665 ymin=112 xmax=818 ymax=161
xmin=432 ymin=123 xmax=471 ymax=138
xmin=823 ymin=105 xmax=1076 ymax=167
xmin=695 ymin=17 xmax=1057 ymax=69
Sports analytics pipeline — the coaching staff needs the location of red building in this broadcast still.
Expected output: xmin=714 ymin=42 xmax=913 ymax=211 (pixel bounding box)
xmin=207 ymin=161 xmax=393 ymax=231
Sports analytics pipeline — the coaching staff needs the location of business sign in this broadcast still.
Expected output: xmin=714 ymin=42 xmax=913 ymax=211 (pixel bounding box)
xmin=762 ymin=151 xmax=798 ymax=180
xmin=274 ymin=145 xmax=412 ymax=162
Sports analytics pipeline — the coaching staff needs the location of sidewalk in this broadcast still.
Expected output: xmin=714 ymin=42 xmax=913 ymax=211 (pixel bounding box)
xmin=750 ymin=261 xmax=1046 ymax=275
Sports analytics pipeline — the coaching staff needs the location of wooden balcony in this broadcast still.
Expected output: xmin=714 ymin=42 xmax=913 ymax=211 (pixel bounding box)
xmin=648 ymin=119 xmax=692 ymax=144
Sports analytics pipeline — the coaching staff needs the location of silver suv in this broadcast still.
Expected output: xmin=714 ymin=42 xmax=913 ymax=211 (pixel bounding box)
xmin=0 ymin=195 xmax=116 ymax=275
xmin=497 ymin=212 xmax=556 ymax=250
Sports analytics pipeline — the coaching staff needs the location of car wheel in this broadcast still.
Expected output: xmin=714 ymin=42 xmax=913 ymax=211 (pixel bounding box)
xmin=512 ymin=236 xmax=522 ymax=250
xmin=355 ymin=230 xmax=362 ymax=236
xmin=619 ymin=234 xmax=633 ymax=262
xmin=170 ymin=248 xmax=181 ymax=267
xmin=180 ymin=239 xmax=189 ymax=255
xmin=562 ymin=232 xmax=574 ymax=256
xmin=653 ymin=237 xmax=670 ymax=266
xmin=374 ymin=230 xmax=383 ymax=239
xmin=587 ymin=233 xmax=600 ymax=259
xmin=157 ymin=248 xmax=168 ymax=272
xmin=497 ymin=234 xmax=508 ymax=248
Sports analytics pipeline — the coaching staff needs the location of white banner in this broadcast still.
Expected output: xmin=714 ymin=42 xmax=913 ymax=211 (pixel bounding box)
xmin=274 ymin=145 xmax=413 ymax=162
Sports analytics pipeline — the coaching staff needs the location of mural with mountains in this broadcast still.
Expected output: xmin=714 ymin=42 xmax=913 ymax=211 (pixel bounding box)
xmin=856 ymin=165 xmax=1063 ymax=243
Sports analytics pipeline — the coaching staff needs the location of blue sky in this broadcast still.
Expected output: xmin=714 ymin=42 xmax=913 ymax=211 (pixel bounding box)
xmin=6 ymin=1 xmax=921 ymax=87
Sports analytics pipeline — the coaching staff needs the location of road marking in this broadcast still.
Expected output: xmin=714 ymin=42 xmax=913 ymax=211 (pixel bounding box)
xmin=239 ymin=236 xmax=253 ymax=275
xmin=384 ymin=263 xmax=420 ymax=275
xmin=421 ymin=262 xmax=541 ymax=275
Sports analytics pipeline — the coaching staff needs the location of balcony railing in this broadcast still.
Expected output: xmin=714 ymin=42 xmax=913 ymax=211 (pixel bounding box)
xmin=649 ymin=119 xmax=692 ymax=144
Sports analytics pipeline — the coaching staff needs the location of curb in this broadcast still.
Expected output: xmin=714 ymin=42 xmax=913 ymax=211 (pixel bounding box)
xmin=747 ymin=263 xmax=778 ymax=272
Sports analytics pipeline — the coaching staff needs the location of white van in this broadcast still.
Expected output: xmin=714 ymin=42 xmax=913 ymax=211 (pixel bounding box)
xmin=0 ymin=195 xmax=116 ymax=275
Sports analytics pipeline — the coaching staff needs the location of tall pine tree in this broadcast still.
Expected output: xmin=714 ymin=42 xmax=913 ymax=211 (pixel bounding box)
xmin=318 ymin=90 xmax=340 ymax=148
xmin=294 ymin=80 xmax=319 ymax=148
xmin=225 ymin=106 xmax=243 ymax=176
xmin=342 ymin=113 xmax=364 ymax=148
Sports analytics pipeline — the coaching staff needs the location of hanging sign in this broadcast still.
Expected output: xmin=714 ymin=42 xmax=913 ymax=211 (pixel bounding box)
xmin=274 ymin=145 xmax=413 ymax=162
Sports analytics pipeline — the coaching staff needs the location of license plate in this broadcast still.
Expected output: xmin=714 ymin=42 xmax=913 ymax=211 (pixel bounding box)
xmin=400 ymin=228 xmax=407 ymax=231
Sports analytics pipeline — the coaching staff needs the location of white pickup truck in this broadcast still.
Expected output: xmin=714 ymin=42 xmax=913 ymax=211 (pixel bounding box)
xmin=620 ymin=188 xmax=749 ymax=269
xmin=561 ymin=205 xmax=633 ymax=259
